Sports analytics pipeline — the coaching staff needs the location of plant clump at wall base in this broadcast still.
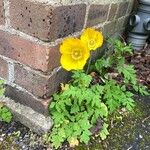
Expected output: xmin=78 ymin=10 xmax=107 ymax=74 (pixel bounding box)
xmin=46 ymin=28 xmax=149 ymax=149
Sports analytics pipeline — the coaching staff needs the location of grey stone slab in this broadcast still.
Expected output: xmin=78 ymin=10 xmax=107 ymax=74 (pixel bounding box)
xmin=0 ymin=97 xmax=53 ymax=135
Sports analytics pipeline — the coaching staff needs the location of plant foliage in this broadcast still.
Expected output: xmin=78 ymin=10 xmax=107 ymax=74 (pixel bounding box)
xmin=0 ymin=80 xmax=12 ymax=123
xmin=48 ymin=71 xmax=108 ymax=148
xmin=48 ymin=39 xmax=149 ymax=149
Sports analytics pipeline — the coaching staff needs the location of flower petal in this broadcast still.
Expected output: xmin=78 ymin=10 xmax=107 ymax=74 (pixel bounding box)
xmin=60 ymin=54 xmax=76 ymax=71
xmin=60 ymin=38 xmax=84 ymax=54
xmin=60 ymin=37 xmax=90 ymax=71
xmin=81 ymin=28 xmax=104 ymax=51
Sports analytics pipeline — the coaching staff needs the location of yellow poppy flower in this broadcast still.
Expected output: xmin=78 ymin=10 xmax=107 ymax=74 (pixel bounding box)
xmin=60 ymin=38 xmax=90 ymax=71
xmin=81 ymin=28 xmax=104 ymax=51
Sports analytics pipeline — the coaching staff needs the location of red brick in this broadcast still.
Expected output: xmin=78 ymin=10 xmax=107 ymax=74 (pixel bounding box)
xmin=0 ymin=30 xmax=60 ymax=72
xmin=5 ymin=84 xmax=51 ymax=115
xmin=0 ymin=57 xmax=8 ymax=80
xmin=0 ymin=0 xmax=5 ymax=24
xmin=10 ymin=0 xmax=86 ymax=42
xmin=14 ymin=64 xmax=70 ymax=98
xmin=87 ymin=4 xmax=109 ymax=27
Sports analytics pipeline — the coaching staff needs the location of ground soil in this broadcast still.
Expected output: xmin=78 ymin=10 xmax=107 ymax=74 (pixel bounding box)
xmin=126 ymin=46 xmax=150 ymax=89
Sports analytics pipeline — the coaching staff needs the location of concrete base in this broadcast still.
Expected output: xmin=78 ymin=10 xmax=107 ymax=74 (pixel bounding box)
xmin=0 ymin=97 xmax=53 ymax=135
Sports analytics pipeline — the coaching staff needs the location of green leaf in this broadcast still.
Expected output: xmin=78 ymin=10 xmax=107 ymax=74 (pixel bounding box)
xmin=51 ymin=134 xmax=63 ymax=149
xmin=58 ymin=128 xmax=66 ymax=138
xmin=99 ymin=123 xmax=109 ymax=140
xmin=52 ymin=111 xmax=64 ymax=124
xmin=91 ymin=95 xmax=100 ymax=107
xmin=49 ymin=102 xmax=55 ymax=109
xmin=0 ymin=89 xmax=5 ymax=96
xmin=80 ymin=130 xmax=91 ymax=144
xmin=72 ymin=123 xmax=82 ymax=136
xmin=0 ymin=106 xmax=12 ymax=123
xmin=116 ymin=64 xmax=137 ymax=84
xmin=72 ymin=71 xmax=92 ymax=87
xmin=109 ymin=39 xmax=133 ymax=55
xmin=71 ymin=103 xmax=80 ymax=114
xmin=95 ymin=57 xmax=112 ymax=74
xmin=79 ymin=116 xmax=91 ymax=131
xmin=92 ymin=84 xmax=104 ymax=95
xmin=138 ymin=85 xmax=149 ymax=96
xmin=64 ymin=123 xmax=74 ymax=137
xmin=0 ymin=80 xmax=4 ymax=85
xmin=99 ymin=103 xmax=108 ymax=117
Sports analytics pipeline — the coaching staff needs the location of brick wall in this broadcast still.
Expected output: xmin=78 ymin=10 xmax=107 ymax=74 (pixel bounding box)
xmin=0 ymin=0 xmax=135 ymax=116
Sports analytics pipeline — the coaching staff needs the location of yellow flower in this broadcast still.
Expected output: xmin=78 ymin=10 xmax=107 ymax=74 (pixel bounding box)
xmin=60 ymin=38 xmax=90 ymax=71
xmin=69 ymin=138 xmax=79 ymax=147
xmin=81 ymin=28 xmax=104 ymax=51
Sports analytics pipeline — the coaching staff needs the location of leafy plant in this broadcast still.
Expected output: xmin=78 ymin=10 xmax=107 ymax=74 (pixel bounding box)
xmin=48 ymin=71 xmax=108 ymax=148
xmin=95 ymin=39 xmax=149 ymax=96
xmin=103 ymin=80 xmax=135 ymax=113
xmin=48 ymin=30 xmax=149 ymax=149
xmin=0 ymin=80 xmax=12 ymax=123
xmin=99 ymin=123 xmax=109 ymax=140
xmin=0 ymin=104 xmax=12 ymax=123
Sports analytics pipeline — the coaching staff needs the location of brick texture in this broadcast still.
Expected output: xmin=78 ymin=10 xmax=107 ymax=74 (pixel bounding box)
xmin=116 ymin=2 xmax=129 ymax=19
xmin=5 ymin=85 xmax=51 ymax=115
xmin=103 ymin=20 xmax=117 ymax=37
xmin=14 ymin=64 xmax=70 ymax=98
xmin=0 ymin=57 xmax=8 ymax=80
xmin=108 ymin=3 xmax=118 ymax=21
xmin=10 ymin=0 xmax=86 ymax=42
xmin=0 ymin=0 xmax=5 ymax=24
xmin=116 ymin=16 xmax=129 ymax=31
xmin=126 ymin=0 xmax=134 ymax=14
xmin=87 ymin=4 xmax=109 ymax=27
xmin=0 ymin=30 xmax=60 ymax=72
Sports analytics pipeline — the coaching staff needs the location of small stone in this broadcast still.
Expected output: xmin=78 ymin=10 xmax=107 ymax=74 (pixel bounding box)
xmin=139 ymin=134 xmax=143 ymax=139
xmin=22 ymin=145 xmax=26 ymax=149
xmin=8 ymin=133 xmax=11 ymax=136
xmin=1 ymin=133 xmax=5 ymax=137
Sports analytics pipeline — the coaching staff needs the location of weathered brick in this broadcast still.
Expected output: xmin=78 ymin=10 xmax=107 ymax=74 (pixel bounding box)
xmin=116 ymin=16 xmax=129 ymax=31
xmin=87 ymin=4 xmax=109 ymax=27
xmin=0 ymin=0 xmax=5 ymax=24
xmin=10 ymin=0 xmax=86 ymax=42
xmin=0 ymin=57 xmax=8 ymax=80
xmin=103 ymin=20 xmax=117 ymax=37
xmin=91 ymin=43 xmax=106 ymax=61
xmin=0 ymin=30 xmax=60 ymax=72
xmin=14 ymin=64 xmax=70 ymax=98
xmin=5 ymin=85 xmax=51 ymax=115
xmin=107 ymin=3 xmax=118 ymax=21
xmin=126 ymin=0 xmax=136 ymax=14
xmin=116 ymin=2 xmax=129 ymax=19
